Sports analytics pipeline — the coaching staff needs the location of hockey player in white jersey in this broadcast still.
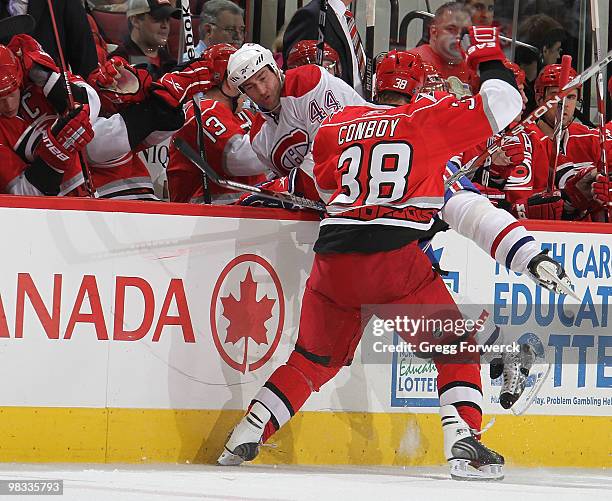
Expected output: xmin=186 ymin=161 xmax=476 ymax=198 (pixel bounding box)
xmin=225 ymin=43 xmax=369 ymax=178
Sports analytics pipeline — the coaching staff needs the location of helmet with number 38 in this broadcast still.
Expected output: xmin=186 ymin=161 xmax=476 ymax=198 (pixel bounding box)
xmin=374 ymin=50 xmax=425 ymax=100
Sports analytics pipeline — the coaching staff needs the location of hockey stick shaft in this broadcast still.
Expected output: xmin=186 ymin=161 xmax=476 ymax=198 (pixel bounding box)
xmin=316 ymin=0 xmax=327 ymax=66
xmin=365 ymin=0 xmax=376 ymax=101
xmin=179 ymin=0 xmax=196 ymax=63
xmin=174 ymin=138 xmax=327 ymax=212
xmin=445 ymin=49 xmax=612 ymax=188
xmin=191 ymin=98 xmax=211 ymax=204
xmin=589 ymin=0 xmax=610 ymax=221
xmin=547 ymin=54 xmax=572 ymax=193
xmin=46 ymin=0 xmax=97 ymax=198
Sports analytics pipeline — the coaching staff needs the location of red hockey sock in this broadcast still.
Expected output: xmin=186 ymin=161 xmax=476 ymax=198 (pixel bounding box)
xmin=435 ymin=359 xmax=483 ymax=432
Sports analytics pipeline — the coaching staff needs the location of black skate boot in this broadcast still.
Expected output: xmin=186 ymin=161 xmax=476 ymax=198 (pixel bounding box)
xmin=440 ymin=404 xmax=504 ymax=481
xmin=217 ymin=402 xmax=270 ymax=466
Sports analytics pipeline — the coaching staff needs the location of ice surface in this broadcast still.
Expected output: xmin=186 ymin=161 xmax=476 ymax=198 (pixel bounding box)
xmin=0 ymin=464 xmax=608 ymax=501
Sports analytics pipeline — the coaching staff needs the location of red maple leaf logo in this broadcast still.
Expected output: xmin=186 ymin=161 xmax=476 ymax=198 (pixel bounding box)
xmin=220 ymin=268 xmax=276 ymax=347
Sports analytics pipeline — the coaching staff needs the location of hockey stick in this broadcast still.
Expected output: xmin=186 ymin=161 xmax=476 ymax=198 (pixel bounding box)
xmin=546 ymin=55 xmax=572 ymax=193
xmin=364 ymin=0 xmax=376 ymax=101
xmin=445 ymin=49 xmax=612 ymax=188
xmin=316 ymin=0 xmax=327 ymax=66
xmin=0 ymin=14 xmax=35 ymax=44
xmin=178 ymin=0 xmax=196 ymax=63
xmin=46 ymin=0 xmax=97 ymax=198
xmin=191 ymin=97 xmax=212 ymax=204
xmin=173 ymin=138 xmax=327 ymax=212
xmin=589 ymin=0 xmax=610 ymax=221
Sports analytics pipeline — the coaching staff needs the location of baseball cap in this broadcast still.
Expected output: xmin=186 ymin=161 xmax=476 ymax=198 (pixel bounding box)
xmin=126 ymin=0 xmax=181 ymax=20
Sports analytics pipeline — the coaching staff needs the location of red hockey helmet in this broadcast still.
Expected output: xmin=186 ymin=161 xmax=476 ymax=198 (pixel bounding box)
xmin=287 ymin=40 xmax=341 ymax=77
xmin=421 ymin=61 xmax=448 ymax=92
xmin=503 ymin=60 xmax=526 ymax=87
xmin=535 ymin=63 xmax=579 ymax=100
xmin=375 ymin=50 xmax=425 ymax=99
xmin=200 ymin=43 xmax=237 ymax=87
xmin=0 ymin=44 xmax=22 ymax=97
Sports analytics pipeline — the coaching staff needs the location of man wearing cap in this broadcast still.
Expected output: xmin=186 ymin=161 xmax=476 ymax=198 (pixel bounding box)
xmin=110 ymin=0 xmax=180 ymax=79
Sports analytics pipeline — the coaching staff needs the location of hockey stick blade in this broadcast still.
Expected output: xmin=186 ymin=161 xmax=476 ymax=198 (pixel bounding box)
xmin=0 ymin=15 xmax=35 ymax=44
xmin=173 ymin=138 xmax=327 ymax=212
xmin=445 ymin=48 xmax=612 ymax=188
xmin=511 ymin=362 xmax=551 ymax=416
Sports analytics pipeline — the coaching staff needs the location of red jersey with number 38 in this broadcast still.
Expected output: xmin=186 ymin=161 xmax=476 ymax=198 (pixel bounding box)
xmin=312 ymin=91 xmax=505 ymax=253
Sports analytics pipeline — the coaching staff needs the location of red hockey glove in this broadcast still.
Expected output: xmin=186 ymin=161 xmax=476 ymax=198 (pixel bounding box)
xmin=513 ymin=191 xmax=564 ymax=220
xmin=238 ymin=172 xmax=298 ymax=210
xmin=592 ymin=172 xmax=612 ymax=207
xmin=88 ymin=56 xmax=127 ymax=88
xmin=35 ymin=105 xmax=94 ymax=172
xmin=91 ymin=61 xmax=152 ymax=114
xmin=489 ymin=135 xmax=525 ymax=178
xmin=8 ymin=34 xmax=59 ymax=82
xmin=563 ymin=166 xmax=600 ymax=212
xmin=464 ymin=26 xmax=506 ymax=71
xmin=151 ymin=60 xmax=212 ymax=108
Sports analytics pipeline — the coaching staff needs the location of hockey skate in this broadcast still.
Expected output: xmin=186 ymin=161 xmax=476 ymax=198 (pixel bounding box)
xmin=217 ymin=402 xmax=270 ymax=466
xmin=491 ymin=343 xmax=550 ymax=415
xmin=440 ymin=404 xmax=504 ymax=481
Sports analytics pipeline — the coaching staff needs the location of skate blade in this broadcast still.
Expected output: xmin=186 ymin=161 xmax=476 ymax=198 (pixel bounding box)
xmin=511 ymin=362 xmax=551 ymax=416
xmin=217 ymin=447 xmax=245 ymax=466
xmin=449 ymin=459 xmax=504 ymax=481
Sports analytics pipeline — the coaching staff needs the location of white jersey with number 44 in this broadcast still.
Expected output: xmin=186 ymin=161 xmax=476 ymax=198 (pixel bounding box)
xmin=249 ymin=64 xmax=369 ymax=177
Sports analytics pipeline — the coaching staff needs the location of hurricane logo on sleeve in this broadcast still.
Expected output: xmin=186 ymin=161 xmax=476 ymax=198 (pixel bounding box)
xmin=271 ymin=129 xmax=309 ymax=174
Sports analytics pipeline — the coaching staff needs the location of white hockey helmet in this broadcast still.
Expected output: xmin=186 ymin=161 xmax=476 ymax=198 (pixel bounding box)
xmin=227 ymin=43 xmax=282 ymax=92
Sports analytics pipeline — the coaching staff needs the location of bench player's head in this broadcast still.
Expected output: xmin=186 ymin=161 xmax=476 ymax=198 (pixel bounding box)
xmin=535 ymin=63 xmax=580 ymax=129
xmin=286 ymin=40 xmax=342 ymax=78
xmin=199 ymin=43 xmax=242 ymax=108
xmin=226 ymin=43 xmax=283 ymax=114
xmin=374 ymin=51 xmax=425 ymax=106
xmin=430 ymin=2 xmax=472 ymax=64
xmin=0 ymin=44 xmax=22 ymax=118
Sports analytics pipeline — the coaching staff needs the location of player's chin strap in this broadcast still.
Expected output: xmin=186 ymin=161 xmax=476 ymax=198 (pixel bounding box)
xmin=220 ymin=84 xmax=240 ymax=113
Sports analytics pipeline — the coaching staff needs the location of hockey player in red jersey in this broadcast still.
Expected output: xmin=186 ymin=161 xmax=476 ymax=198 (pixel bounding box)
xmin=167 ymin=44 xmax=269 ymax=204
xmin=286 ymin=40 xmax=342 ymax=78
xmin=218 ymin=28 xmax=573 ymax=480
xmin=0 ymin=35 xmax=97 ymax=196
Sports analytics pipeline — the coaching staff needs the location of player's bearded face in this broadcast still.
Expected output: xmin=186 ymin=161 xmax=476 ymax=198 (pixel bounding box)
xmin=0 ymin=88 xmax=20 ymax=118
xmin=241 ymin=67 xmax=282 ymax=112
xmin=541 ymin=87 xmax=579 ymax=128
xmin=431 ymin=11 xmax=472 ymax=63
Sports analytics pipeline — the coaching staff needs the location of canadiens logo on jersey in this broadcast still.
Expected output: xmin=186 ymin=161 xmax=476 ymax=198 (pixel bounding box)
xmin=271 ymin=129 xmax=309 ymax=173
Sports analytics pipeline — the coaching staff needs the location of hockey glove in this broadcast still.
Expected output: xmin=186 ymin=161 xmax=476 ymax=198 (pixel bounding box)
xmin=90 ymin=59 xmax=152 ymax=114
xmin=35 ymin=105 xmax=94 ymax=172
xmin=464 ymin=26 xmax=506 ymax=71
xmin=513 ymin=191 xmax=564 ymax=220
xmin=592 ymin=172 xmax=612 ymax=207
xmin=7 ymin=34 xmax=59 ymax=84
xmin=151 ymin=61 xmax=212 ymax=109
xmin=237 ymin=171 xmax=299 ymax=210
xmin=527 ymin=250 xmax=576 ymax=297
xmin=562 ymin=166 xmax=600 ymax=212
xmin=489 ymin=135 xmax=525 ymax=178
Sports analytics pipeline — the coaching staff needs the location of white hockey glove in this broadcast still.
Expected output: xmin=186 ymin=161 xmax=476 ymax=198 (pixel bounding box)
xmin=526 ymin=250 xmax=579 ymax=299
